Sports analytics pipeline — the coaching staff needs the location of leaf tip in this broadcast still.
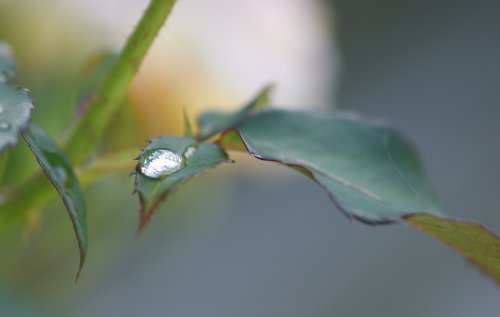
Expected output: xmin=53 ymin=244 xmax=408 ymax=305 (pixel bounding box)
xmin=183 ymin=107 xmax=194 ymax=137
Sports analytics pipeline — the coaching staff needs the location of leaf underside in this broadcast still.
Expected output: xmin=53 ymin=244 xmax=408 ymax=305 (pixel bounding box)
xmin=23 ymin=125 xmax=87 ymax=279
xmin=134 ymin=136 xmax=232 ymax=231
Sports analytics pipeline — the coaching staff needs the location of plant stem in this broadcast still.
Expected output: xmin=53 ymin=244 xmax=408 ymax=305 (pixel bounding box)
xmin=65 ymin=0 xmax=177 ymax=164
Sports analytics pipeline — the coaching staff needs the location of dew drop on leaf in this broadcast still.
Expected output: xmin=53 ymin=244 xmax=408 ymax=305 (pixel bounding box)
xmin=53 ymin=166 xmax=67 ymax=185
xmin=138 ymin=148 xmax=185 ymax=178
xmin=0 ymin=120 xmax=11 ymax=131
xmin=183 ymin=146 xmax=196 ymax=159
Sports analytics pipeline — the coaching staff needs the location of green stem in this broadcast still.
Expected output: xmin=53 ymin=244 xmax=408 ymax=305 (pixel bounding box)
xmin=65 ymin=0 xmax=177 ymax=164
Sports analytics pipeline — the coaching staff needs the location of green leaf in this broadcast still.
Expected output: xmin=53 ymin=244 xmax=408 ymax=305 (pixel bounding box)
xmin=406 ymin=214 xmax=500 ymax=284
xmin=197 ymin=85 xmax=273 ymax=140
xmin=222 ymin=109 xmax=442 ymax=223
xmin=23 ymin=125 xmax=87 ymax=279
xmin=215 ymin=108 xmax=500 ymax=284
xmin=0 ymin=85 xmax=34 ymax=155
xmin=0 ymin=42 xmax=34 ymax=156
xmin=134 ymin=136 xmax=232 ymax=231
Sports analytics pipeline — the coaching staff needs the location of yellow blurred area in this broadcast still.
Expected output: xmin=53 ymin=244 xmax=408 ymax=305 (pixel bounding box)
xmin=1 ymin=0 xmax=336 ymax=138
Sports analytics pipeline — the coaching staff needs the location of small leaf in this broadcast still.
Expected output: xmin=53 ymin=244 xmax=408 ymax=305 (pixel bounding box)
xmin=183 ymin=108 xmax=194 ymax=137
xmin=197 ymin=85 xmax=273 ymax=139
xmin=222 ymin=109 xmax=442 ymax=223
xmin=134 ymin=136 xmax=232 ymax=231
xmin=405 ymin=213 xmax=500 ymax=284
xmin=0 ymin=85 xmax=34 ymax=155
xmin=23 ymin=125 xmax=87 ymax=279
xmin=0 ymin=42 xmax=16 ymax=83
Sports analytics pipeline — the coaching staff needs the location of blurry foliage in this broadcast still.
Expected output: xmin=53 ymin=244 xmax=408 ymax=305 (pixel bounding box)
xmin=0 ymin=3 xmax=499 ymax=316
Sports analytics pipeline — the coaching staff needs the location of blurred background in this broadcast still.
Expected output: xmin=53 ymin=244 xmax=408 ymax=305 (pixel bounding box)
xmin=0 ymin=0 xmax=499 ymax=316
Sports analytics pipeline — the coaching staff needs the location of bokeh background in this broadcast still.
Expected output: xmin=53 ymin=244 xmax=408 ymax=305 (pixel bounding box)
xmin=0 ymin=0 xmax=499 ymax=316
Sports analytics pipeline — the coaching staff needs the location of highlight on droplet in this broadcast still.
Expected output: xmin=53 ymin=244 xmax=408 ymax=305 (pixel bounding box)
xmin=137 ymin=148 xmax=185 ymax=178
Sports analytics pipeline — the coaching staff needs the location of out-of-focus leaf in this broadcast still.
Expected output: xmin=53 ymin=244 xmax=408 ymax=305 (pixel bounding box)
xmin=222 ymin=109 xmax=442 ymax=223
xmin=134 ymin=136 xmax=232 ymax=231
xmin=197 ymin=85 xmax=273 ymax=139
xmin=0 ymin=42 xmax=34 ymax=156
xmin=0 ymin=85 xmax=34 ymax=155
xmin=405 ymin=213 xmax=500 ymax=284
xmin=23 ymin=125 xmax=87 ymax=279
xmin=0 ymin=42 xmax=16 ymax=83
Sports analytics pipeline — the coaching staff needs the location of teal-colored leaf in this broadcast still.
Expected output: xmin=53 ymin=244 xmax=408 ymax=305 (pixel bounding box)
xmin=23 ymin=125 xmax=87 ymax=279
xmin=0 ymin=42 xmax=16 ymax=83
xmin=134 ymin=136 xmax=232 ymax=231
xmin=0 ymin=85 xmax=34 ymax=155
xmin=197 ymin=85 xmax=273 ymax=139
xmin=223 ymin=109 xmax=442 ymax=223
xmin=0 ymin=42 xmax=33 ymax=155
xmin=216 ymin=108 xmax=500 ymax=285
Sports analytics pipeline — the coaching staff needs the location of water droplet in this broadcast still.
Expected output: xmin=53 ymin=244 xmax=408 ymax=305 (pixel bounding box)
xmin=183 ymin=146 xmax=196 ymax=159
xmin=138 ymin=148 xmax=185 ymax=178
xmin=0 ymin=121 xmax=10 ymax=131
xmin=0 ymin=103 xmax=4 ymax=114
xmin=53 ymin=167 xmax=67 ymax=185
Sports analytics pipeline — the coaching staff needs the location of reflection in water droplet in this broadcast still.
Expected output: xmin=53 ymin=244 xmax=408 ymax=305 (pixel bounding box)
xmin=183 ymin=146 xmax=196 ymax=159
xmin=138 ymin=148 xmax=185 ymax=178
xmin=0 ymin=120 xmax=10 ymax=131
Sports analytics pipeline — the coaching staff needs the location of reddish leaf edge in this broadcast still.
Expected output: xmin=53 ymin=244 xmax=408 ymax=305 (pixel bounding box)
xmin=404 ymin=213 xmax=500 ymax=286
